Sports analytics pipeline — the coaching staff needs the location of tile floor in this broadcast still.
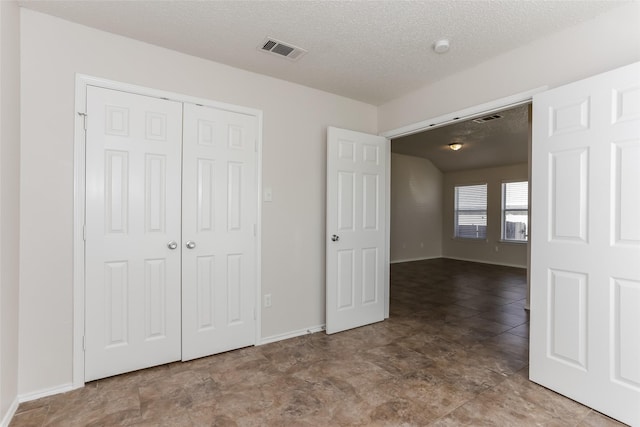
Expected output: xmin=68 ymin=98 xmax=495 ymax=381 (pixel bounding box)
xmin=11 ymin=258 xmax=626 ymax=426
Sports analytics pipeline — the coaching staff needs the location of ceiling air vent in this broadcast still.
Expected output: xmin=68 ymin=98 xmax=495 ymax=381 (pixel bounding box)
xmin=472 ymin=114 xmax=503 ymax=124
xmin=259 ymin=37 xmax=307 ymax=61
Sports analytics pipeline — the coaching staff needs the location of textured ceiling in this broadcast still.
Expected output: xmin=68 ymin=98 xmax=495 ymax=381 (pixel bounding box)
xmin=392 ymin=104 xmax=530 ymax=172
xmin=19 ymin=0 xmax=625 ymax=105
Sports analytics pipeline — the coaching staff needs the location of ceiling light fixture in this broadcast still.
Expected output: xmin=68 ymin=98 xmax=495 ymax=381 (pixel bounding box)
xmin=449 ymin=143 xmax=463 ymax=151
xmin=433 ymin=39 xmax=450 ymax=54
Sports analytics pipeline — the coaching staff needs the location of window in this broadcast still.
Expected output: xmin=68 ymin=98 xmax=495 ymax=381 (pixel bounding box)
xmin=502 ymin=181 xmax=529 ymax=242
xmin=454 ymin=184 xmax=487 ymax=239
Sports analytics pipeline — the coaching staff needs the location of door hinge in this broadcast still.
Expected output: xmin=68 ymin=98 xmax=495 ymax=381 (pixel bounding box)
xmin=77 ymin=112 xmax=87 ymax=130
xmin=82 ymin=335 xmax=86 ymax=351
xmin=82 ymin=224 xmax=86 ymax=241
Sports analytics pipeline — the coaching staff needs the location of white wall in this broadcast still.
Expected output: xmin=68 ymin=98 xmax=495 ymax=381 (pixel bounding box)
xmin=443 ymin=163 xmax=528 ymax=268
xmin=390 ymin=153 xmax=442 ymax=262
xmin=16 ymin=0 xmax=640 ymax=403
xmin=378 ymin=2 xmax=640 ymax=133
xmin=18 ymin=9 xmax=377 ymax=396
xmin=0 ymin=0 xmax=21 ymax=423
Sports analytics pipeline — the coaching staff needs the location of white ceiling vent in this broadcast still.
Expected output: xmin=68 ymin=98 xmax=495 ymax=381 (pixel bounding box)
xmin=259 ymin=37 xmax=307 ymax=61
xmin=472 ymin=114 xmax=503 ymax=124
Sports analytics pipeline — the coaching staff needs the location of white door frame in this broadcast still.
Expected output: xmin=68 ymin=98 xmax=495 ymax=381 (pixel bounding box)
xmin=379 ymin=86 xmax=547 ymax=317
xmin=72 ymin=74 xmax=263 ymax=388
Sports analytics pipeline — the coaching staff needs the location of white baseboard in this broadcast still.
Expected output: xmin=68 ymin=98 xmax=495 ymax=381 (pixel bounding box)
xmin=18 ymin=382 xmax=74 ymax=404
xmin=390 ymin=256 xmax=441 ymax=264
xmin=0 ymin=397 xmax=18 ymax=427
xmin=443 ymin=256 xmax=526 ymax=269
xmin=258 ymin=324 xmax=325 ymax=346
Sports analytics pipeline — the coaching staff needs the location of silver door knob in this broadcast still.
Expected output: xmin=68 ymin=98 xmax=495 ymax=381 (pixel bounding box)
xmin=331 ymin=235 xmax=340 ymax=242
xmin=186 ymin=241 xmax=196 ymax=249
xmin=167 ymin=241 xmax=178 ymax=250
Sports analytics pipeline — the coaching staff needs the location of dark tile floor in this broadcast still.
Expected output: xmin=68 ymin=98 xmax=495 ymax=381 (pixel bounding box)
xmin=11 ymin=258 xmax=625 ymax=426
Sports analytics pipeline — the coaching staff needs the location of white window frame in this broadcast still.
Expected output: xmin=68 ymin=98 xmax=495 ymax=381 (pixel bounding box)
xmin=501 ymin=180 xmax=529 ymax=243
xmin=454 ymin=183 xmax=488 ymax=240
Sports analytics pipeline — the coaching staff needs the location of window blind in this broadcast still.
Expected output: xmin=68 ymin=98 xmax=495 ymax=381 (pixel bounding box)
xmin=454 ymin=184 xmax=487 ymax=239
xmin=502 ymin=181 xmax=528 ymax=241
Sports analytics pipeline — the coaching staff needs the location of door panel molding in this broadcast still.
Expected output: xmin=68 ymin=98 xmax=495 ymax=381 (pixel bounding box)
xmin=73 ymin=75 xmax=263 ymax=388
xmin=530 ymin=62 xmax=640 ymax=425
xmin=326 ymin=127 xmax=388 ymax=334
xmin=181 ymin=103 xmax=257 ymax=361
xmin=85 ymin=86 xmax=183 ymax=381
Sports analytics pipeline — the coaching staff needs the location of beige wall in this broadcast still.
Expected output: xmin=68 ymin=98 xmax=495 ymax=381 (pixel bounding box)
xmin=18 ymin=9 xmax=377 ymax=396
xmin=443 ymin=164 xmax=528 ymax=268
xmin=13 ymin=0 xmax=640 ymax=406
xmin=378 ymin=2 xmax=640 ymax=133
xmin=391 ymin=154 xmax=527 ymax=268
xmin=390 ymin=153 xmax=442 ymax=262
xmin=0 ymin=0 xmax=21 ymax=422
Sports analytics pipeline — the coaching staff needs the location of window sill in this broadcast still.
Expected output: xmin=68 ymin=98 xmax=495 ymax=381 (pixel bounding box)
xmin=451 ymin=237 xmax=488 ymax=243
xmin=498 ymin=239 xmax=528 ymax=245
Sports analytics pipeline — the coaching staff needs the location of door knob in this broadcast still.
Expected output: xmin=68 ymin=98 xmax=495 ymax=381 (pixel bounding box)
xmin=167 ymin=241 xmax=178 ymax=250
xmin=331 ymin=235 xmax=340 ymax=242
xmin=186 ymin=241 xmax=196 ymax=249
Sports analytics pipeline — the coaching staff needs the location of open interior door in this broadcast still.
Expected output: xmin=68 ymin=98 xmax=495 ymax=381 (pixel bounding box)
xmin=326 ymin=127 xmax=389 ymax=334
xmin=530 ymin=62 xmax=640 ymax=425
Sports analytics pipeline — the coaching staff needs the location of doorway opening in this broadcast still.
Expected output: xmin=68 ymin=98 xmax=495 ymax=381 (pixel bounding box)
xmin=386 ymin=101 xmax=532 ymax=370
xmin=390 ymin=102 xmax=531 ymax=271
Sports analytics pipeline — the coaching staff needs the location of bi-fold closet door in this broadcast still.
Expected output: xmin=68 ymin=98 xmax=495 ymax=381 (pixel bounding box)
xmin=84 ymin=86 xmax=257 ymax=382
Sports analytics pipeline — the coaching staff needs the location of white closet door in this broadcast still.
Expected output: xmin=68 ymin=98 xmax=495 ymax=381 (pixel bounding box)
xmin=530 ymin=62 xmax=640 ymax=425
xmin=181 ymin=103 xmax=257 ymax=361
xmin=326 ymin=127 xmax=388 ymax=334
xmin=85 ymin=86 xmax=183 ymax=381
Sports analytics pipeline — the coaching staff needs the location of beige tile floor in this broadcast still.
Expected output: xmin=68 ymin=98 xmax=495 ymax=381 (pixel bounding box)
xmin=11 ymin=258 xmax=626 ymax=426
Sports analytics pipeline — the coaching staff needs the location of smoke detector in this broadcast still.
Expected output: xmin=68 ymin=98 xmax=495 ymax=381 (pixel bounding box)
xmin=259 ymin=37 xmax=307 ymax=61
xmin=433 ymin=39 xmax=450 ymax=54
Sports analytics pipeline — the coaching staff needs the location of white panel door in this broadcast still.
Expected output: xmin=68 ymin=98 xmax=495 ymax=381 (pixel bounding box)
xmin=530 ymin=62 xmax=640 ymax=425
xmin=326 ymin=127 xmax=388 ymax=334
xmin=85 ymin=86 xmax=183 ymax=381
xmin=181 ymin=103 xmax=257 ymax=361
